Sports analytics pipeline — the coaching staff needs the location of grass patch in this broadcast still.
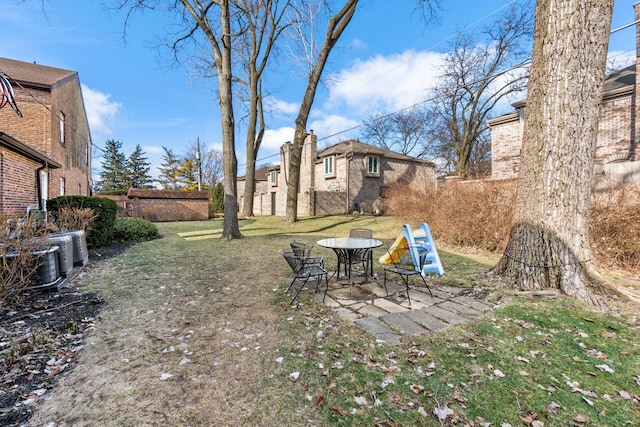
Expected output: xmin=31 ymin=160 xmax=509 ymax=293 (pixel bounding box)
xmin=26 ymin=216 xmax=639 ymax=426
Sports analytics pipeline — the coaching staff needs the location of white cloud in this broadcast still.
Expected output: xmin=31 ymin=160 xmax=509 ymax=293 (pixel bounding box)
xmin=267 ymin=98 xmax=299 ymax=115
xmin=607 ymin=50 xmax=636 ymax=72
xmin=81 ymin=84 xmax=121 ymax=136
xmin=325 ymin=49 xmax=447 ymax=115
xmin=262 ymin=127 xmax=295 ymax=151
xmin=309 ymin=114 xmax=361 ymax=145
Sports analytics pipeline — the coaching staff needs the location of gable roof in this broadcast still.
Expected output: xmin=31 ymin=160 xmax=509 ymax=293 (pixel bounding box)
xmin=603 ymin=64 xmax=635 ymax=96
xmin=0 ymin=132 xmax=61 ymax=168
xmin=238 ymin=165 xmax=271 ymax=181
xmin=0 ymin=57 xmax=77 ymax=89
xmin=318 ymin=139 xmax=429 ymax=163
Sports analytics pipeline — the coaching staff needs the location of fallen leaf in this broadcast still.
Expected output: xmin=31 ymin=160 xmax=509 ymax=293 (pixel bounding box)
xmin=494 ymin=369 xmax=506 ymax=378
xmin=410 ymin=384 xmax=425 ymax=394
xmin=314 ymin=393 xmax=325 ymax=408
xmin=600 ymin=331 xmax=616 ymax=338
xmin=573 ymin=414 xmax=586 ymax=423
xmin=289 ymin=371 xmax=300 ymax=381
xmin=329 ymin=405 xmax=345 ymax=416
xmin=532 ymin=421 xmax=544 ymax=427
xmin=520 ymin=413 xmax=538 ymax=424
xmin=619 ymin=390 xmax=632 ymax=400
xmin=582 ymin=396 xmax=594 ymax=406
xmin=516 ymin=356 xmax=530 ymax=364
xmin=547 ymin=402 xmax=561 ymax=413
xmin=595 ymin=364 xmax=615 ymax=373
xmin=160 ymin=373 xmax=173 ymax=381
xmin=354 ymin=395 xmax=367 ymax=405
xmin=433 ymin=404 xmax=454 ymax=421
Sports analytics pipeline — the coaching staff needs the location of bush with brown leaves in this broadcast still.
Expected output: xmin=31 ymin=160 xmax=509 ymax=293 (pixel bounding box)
xmin=386 ymin=178 xmax=639 ymax=279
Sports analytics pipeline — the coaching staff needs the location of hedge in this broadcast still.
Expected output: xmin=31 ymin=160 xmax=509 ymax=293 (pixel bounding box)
xmin=47 ymin=196 xmax=117 ymax=248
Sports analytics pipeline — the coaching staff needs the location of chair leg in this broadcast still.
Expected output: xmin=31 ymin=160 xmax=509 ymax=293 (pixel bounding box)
xmin=290 ymin=277 xmax=310 ymax=305
xmin=322 ymin=273 xmax=328 ymax=302
xmin=383 ymin=269 xmax=389 ymax=296
xmin=420 ymin=275 xmax=434 ymax=297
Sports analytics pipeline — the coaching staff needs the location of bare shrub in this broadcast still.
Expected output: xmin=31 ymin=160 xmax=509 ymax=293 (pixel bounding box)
xmin=50 ymin=207 xmax=98 ymax=233
xmin=386 ymin=179 xmax=516 ymax=251
xmin=0 ymin=215 xmax=47 ymax=305
xmin=387 ymin=176 xmax=640 ymax=279
xmin=590 ymin=183 xmax=640 ymax=279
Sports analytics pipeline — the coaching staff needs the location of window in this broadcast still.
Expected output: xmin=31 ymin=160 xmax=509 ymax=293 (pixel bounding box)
xmin=324 ymin=156 xmax=335 ymax=177
xmin=367 ymin=156 xmax=379 ymax=176
xmin=269 ymin=171 xmax=277 ymax=185
xmin=59 ymin=112 xmax=66 ymax=145
xmin=60 ymin=177 xmax=65 ymax=196
xmin=77 ymin=183 xmax=82 ymax=195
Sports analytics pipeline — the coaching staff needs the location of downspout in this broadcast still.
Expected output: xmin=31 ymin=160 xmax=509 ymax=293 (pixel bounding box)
xmin=36 ymin=162 xmax=47 ymax=210
xmin=346 ymin=152 xmax=353 ymax=214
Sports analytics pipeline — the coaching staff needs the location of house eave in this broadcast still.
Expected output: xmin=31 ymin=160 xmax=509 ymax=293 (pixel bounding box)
xmin=0 ymin=132 xmax=62 ymax=168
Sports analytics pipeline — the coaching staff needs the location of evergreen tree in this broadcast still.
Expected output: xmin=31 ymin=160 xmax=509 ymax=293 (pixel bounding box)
xmin=96 ymin=139 xmax=127 ymax=193
xmin=156 ymin=146 xmax=181 ymax=190
xmin=125 ymin=144 xmax=154 ymax=189
xmin=177 ymin=158 xmax=199 ymax=191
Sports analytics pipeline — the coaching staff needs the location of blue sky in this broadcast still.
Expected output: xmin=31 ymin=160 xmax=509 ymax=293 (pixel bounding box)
xmin=2 ymin=0 xmax=637 ymax=181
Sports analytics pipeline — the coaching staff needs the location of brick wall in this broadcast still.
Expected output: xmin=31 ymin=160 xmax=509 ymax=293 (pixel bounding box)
xmin=490 ymin=92 xmax=638 ymax=181
xmin=0 ymin=73 xmax=92 ymax=206
xmin=315 ymin=191 xmax=347 ymax=215
xmin=134 ymin=198 xmax=209 ymax=222
xmin=0 ymin=150 xmax=40 ymax=214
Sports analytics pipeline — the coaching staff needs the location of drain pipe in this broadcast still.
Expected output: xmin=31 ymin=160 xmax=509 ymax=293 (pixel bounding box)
xmin=346 ymin=152 xmax=353 ymax=214
xmin=36 ymin=163 xmax=46 ymax=210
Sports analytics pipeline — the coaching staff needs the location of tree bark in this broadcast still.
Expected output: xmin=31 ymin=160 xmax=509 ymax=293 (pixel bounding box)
xmin=493 ymin=0 xmax=617 ymax=307
xmin=285 ymin=0 xmax=358 ymax=223
xmin=217 ymin=0 xmax=242 ymax=239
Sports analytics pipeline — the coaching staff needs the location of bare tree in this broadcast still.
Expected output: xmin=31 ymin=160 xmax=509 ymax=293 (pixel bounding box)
xmin=233 ymin=0 xmax=292 ymax=217
xmin=492 ymin=0 xmax=619 ymax=308
xmin=427 ymin=2 xmax=533 ymax=179
xmin=116 ymin=0 xmax=241 ymax=239
xmin=284 ymin=0 xmax=358 ymax=223
xmin=360 ymin=108 xmax=434 ymax=156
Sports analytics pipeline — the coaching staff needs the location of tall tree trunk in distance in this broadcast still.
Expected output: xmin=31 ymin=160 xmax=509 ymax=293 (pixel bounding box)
xmin=493 ymin=0 xmax=618 ymax=307
xmin=218 ymin=0 xmax=242 ymax=239
xmin=285 ymin=0 xmax=358 ymax=223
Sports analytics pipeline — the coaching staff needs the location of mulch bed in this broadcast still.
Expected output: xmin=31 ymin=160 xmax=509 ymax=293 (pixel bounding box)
xmin=0 ymin=242 xmax=131 ymax=427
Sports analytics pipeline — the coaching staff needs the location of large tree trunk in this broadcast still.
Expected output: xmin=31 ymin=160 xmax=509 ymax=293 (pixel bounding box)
xmin=285 ymin=0 xmax=358 ymax=223
xmin=218 ymin=0 xmax=242 ymax=239
xmin=493 ymin=0 xmax=616 ymax=307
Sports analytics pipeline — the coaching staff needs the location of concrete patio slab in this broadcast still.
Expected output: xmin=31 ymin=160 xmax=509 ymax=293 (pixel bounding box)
xmin=355 ymin=317 xmax=401 ymax=343
xmin=380 ymin=313 xmax=427 ymax=336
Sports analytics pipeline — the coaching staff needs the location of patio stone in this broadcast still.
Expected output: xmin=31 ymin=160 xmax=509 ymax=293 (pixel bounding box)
xmin=425 ymin=305 xmax=468 ymax=325
xmin=438 ymin=300 xmax=483 ymax=317
xmin=335 ymin=307 xmax=360 ymax=322
xmin=373 ymin=298 xmax=409 ymax=314
xmin=404 ymin=310 xmax=449 ymax=332
xmin=358 ymin=304 xmax=389 ymax=318
xmin=451 ymin=295 xmax=494 ymax=311
xmin=380 ymin=313 xmax=427 ymax=336
xmin=355 ymin=317 xmax=401 ymax=343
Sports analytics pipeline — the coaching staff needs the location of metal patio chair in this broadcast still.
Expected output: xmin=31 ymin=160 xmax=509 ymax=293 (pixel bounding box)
xmin=382 ymin=246 xmax=433 ymax=304
xmin=348 ymin=228 xmax=374 ymax=278
xmin=280 ymin=250 xmax=328 ymax=304
xmin=290 ymin=241 xmax=324 ymax=268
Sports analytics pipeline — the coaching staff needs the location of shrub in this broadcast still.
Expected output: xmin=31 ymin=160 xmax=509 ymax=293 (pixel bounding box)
xmin=47 ymin=196 xmax=117 ymax=248
xmin=0 ymin=215 xmax=46 ymax=306
xmin=386 ymin=179 xmax=516 ymax=251
xmin=590 ymin=185 xmax=640 ymax=277
xmin=110 ymin=217 xmax=159 ymax=242
xmin=51 ymin=207 xmax=98 ymax=234
xmin=210 ymin=182 xmax=224 ymax=216
xmin=386 ymin=177 xmax=640 ymax=280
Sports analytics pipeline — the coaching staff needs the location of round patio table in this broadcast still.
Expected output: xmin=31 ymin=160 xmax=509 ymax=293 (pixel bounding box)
xmin=317 ymin=237 xmax=384 ymax=283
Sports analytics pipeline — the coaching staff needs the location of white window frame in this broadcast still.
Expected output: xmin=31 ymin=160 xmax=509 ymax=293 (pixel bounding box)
xmin=60 ymin=177 xmax=65 ymax=196
xmin=59 ymin=111 xmax=66 ymax=145
xmin=367 ymin=155 xmax=380 ymax=176
xmin=269 ymin=170 xmax=277 ymax=186
xmin=324 ymin=156 xmax=335 ymax=177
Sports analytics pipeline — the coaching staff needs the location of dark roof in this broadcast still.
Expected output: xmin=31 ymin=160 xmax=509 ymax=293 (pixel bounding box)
xmin=127 ymin=189 xmax=209 ymax=199
xmin=318 ymin=139 xmax=429 ymax=163
xmin=238 ymin=165 xmax=271 ymax=181
xmin=0 ymin=57 xmax=77 ymax=89
xmin=0 ymin=132 xmax=61 ymax=168
xmin=603 ymin=64 xmax=635 ymax=94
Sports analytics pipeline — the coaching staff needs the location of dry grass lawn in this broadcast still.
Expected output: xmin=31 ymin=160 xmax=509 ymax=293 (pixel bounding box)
xmin=28 ymin=215 xmax=406 ymax=426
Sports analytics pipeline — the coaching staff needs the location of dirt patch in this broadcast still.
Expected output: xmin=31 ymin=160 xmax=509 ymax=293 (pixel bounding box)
xmin=0 ymin=243 xmax=131 ymax=427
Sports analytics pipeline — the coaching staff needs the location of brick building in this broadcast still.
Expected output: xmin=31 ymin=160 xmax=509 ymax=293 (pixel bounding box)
xmin=237 ymin=132 xmax=436 ymax=216
xmin=488 ymin=3 xmax=640 ymax=184
xmin=0 ymin=58 xmax=91 ymax=215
